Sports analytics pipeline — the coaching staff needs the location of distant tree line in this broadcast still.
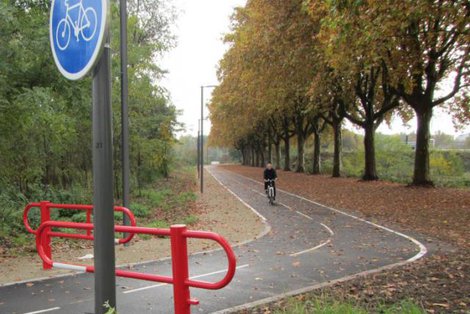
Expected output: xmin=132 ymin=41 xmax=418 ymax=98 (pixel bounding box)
xmin=209 ymin=0 xmax=469 ymax=186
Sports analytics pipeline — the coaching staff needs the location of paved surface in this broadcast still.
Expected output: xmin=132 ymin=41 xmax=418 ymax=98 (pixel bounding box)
xmin=0 ymin=166 xmax=427 ymax=314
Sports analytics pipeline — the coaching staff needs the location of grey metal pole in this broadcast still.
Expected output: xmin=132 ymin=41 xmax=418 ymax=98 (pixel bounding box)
xmin=197 ymin=126 xmax=200 ymax=179
xmin=200 ymin=86 xmax=204 ymax=193
xmin=92 ymin=34 xmax=116 ymax=314
xmin=120 ymin=0 xmax=130 ymax=241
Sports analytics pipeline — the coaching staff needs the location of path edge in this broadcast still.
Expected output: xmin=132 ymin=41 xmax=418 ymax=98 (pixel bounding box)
xmin=213 ymin=166 xmax=428 ymax=314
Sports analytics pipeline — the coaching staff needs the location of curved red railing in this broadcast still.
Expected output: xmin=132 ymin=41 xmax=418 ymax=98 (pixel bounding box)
xmin=34 ymin=221 xmax=237 ymax=314
xmin=24 ymin=201 xmax=137 ymax=270
xmin=23 ymin=201 xmax=136 ymax=243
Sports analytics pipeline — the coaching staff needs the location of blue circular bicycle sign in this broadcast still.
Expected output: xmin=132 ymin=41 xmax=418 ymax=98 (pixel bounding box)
xmin=50 ymin=0 xmax=108 ymax=80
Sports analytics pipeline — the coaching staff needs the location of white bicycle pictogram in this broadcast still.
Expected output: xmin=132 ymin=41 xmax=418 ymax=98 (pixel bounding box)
xmin=56 ymin=0 xmax=97 ymax=51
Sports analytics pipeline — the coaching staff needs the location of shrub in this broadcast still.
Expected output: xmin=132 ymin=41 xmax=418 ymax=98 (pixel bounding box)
xmin=430 ymin=151 xmax=464 ymax=177
xmin=71 ymin=212 xmax=89 ymax=223
xmin=142 ymin=189 xmax=171 ymax=208
xmin=113 ymin=212 xmax=123 ymax=222
xmin=129 ymin=203 xmax=150 ymax=218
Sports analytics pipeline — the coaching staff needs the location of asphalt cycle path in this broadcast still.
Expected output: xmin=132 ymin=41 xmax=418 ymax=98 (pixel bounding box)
xmin=0 ymin=166 xmax=427 ymax=314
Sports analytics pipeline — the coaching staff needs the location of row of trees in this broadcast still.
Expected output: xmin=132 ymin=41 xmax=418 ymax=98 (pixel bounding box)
xmin=209 ymin=0 xmax=469 ymax=186
xmin=0 ymin=0 xmax=178 ymax=198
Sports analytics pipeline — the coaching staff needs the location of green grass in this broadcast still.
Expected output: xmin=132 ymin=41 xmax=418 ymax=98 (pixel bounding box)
xmin=182 ymin=215 xmax=199 ymax=225
xmin=144 ymin=189 xmax=172 ymax=208
xmin=176 ymin=191 xmax=197 ymax=206
xmin=139 ymin=220 xmax=170 ymax=240
xmin=378 ymin=300 xmax=425 ymax=314
xmin=313 ymin=149 xmax=470 ymax=187
xmin=272 ymin=297 xmax=424 ymax=314
xmin=129 ymin=202 xmax=151 ymax=218
xmin=146 ymin=220 xmax=170 ymax=229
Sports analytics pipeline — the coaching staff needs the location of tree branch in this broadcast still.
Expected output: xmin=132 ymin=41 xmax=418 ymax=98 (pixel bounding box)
xmin=433 ymin=46 xmax=469 ymax=107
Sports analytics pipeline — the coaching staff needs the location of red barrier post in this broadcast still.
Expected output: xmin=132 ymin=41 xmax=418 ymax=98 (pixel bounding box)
xmin=86 ymin=209 xmax=92 ymax=237
xmin=170 ymin=225 xmax=198 ymax=314
xmin=34 ymin=221 xmax=237 ymax=312
xmin=40 ymin=201 xmax=52 ymax=270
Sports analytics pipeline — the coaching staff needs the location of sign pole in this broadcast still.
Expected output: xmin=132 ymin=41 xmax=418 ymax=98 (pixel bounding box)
xmin=92 ymin=34 xmax=116 ymax=314
xmin=200 ymin=86 xmax=204 ymax=193
xmin=50 ymin=0 xmax=113 ymax=311
xmin=120 ymin=0 xmax=130 ymax=242
xmin=197 ymin=124 xmax=200 ymax=179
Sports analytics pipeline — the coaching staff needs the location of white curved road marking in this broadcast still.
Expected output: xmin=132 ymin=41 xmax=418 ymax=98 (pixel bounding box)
xmin=225 ymin=170 xmax=427 ymax=262
xmin=320 ymin=223 xmax=335 ymax=236
xmin=122 ymin=264 xmax=249 ymax=294
xmin=24 ymin=307 xmax=60 ymax=314
xmin=209 ymin=173 xmax=268 ymax=222
xmin=290 ymin=239 xmax=331 ymax=257
xmin=210 ymin=167 xmax=428 ymax=314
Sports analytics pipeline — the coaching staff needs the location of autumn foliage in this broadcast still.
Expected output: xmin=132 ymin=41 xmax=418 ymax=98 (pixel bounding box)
xmin=209 ymin=0 xmax=470 ymax=186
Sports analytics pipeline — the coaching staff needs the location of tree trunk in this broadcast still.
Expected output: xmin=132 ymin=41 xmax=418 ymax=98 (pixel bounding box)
xmin=363 ymin=122 xmax=378 ymax=180
xmin=137 ymin=150 xmax=142 ymax=196
xmin=275 ymin=142 xmax=281 ymax=170
xmin=283 ymin=136 xmax=290 ymax=171
xmin=312 ymin=131 xmax=321 ymax=174
xmin=412 ymin=106 xmax=434 ymax=186
xmin=259 ymin=145 xmax=265 ymax=167
xmin=268 ymin=138 xmax=272 ymax=164
xmin=332 ymin=118 xmax=342 ymax=178
xmin=250 ymin=147 xmax=255 ymax=167
xmin=296 ymin=132 xmax=305 ymax=172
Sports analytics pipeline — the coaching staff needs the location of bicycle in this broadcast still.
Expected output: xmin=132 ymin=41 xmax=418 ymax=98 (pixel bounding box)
xmin=56 ymin=0 xmax=98 ymax=51
xmin=265 ymin=179 xmax=276 ymax=206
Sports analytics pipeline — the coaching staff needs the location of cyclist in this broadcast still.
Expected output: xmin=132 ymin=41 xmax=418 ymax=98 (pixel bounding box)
xmin=263 ymin=162 xmax=277 ymax=200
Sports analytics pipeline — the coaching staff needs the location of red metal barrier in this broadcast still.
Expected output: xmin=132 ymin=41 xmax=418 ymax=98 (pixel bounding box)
xmin=23 ymin=201 xmax=136 ymax=269
xmin=34 ymin=221 xmax=237 ymax=314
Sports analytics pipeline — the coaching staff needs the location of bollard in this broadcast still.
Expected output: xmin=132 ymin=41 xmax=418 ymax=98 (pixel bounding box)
xmin=40 ymin=201 xmax=52 ymax=270
xmin=170 ymin=225 xmax=199 ymax=314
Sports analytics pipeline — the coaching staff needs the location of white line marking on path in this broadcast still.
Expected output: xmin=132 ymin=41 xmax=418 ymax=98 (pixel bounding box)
xmin=208 ymin=167 xmax=428 ymax=314
xmin=320 ymin=223 xmax=335 ymax=236
xmin=230 ymin=175 xmax=337 ymax=257
xmin=123 ymin=264 xmax=250 ymax=294
xmin=296 ymin=210 xmax=313 ymax=220
xmin=122 ymin=282 xmax=167 ymax=294
xmin=224 ymin=170 xmax=427 ymax=262
xmin=290 ymin=240 xmax=331 ymax=257
xmin=247 ymin=183 xmax=337 ymax=239
xmin=279 ymin=202 xmax=292 ymax=210
xmin=209 ymin=172 xmax=267 ymax=222
xmin=289 ymin=211 xmax=333 ymax=256
xmin=24 ymin=307 xmax=61 ymax=314
xmin=282 ymin=189 xmax=427 ymax=262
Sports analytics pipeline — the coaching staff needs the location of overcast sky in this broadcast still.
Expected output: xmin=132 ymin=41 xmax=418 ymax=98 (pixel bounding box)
xmin=160 ymin=0 xmax=246 ymax=136
xmin=160 ymin=0 xmax=470 ymax=138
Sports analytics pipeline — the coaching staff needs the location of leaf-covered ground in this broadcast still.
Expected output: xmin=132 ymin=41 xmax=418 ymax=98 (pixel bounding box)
xmin=223 ymin=165 xmax=469 ymax=313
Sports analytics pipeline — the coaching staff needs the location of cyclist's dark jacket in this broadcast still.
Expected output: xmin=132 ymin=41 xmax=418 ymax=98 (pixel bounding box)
xmin=264 ymin=168 xmax=277 ymax=180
